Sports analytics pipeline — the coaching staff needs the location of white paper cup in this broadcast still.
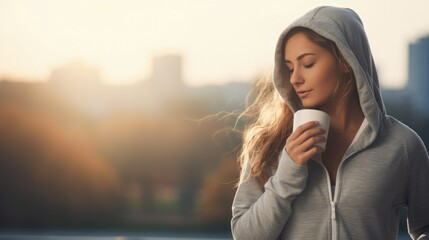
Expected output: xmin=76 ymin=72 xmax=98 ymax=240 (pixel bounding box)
xmin=293 ymin=109 xmax=331 ymax=151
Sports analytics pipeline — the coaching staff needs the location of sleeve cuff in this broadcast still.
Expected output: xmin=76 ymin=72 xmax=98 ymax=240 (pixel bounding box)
xmin=264 ymin=149 xmax=308 ymax=198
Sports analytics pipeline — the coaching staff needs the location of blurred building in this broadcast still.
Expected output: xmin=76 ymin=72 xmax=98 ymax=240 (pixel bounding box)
xmin=150 ymin=54 xmax=184 ymax=89
xmin=48 ymin=60 xmax=111 ymax=116
xmin=49 ymin=60 xmax=102 ymax=87
xmin=44 ymin=55 xmax=249 ymax=118
xmin=408 ymin=35 xmax=429 ymax=117
xmin=381 ymin=87 xmax=412 ymax=118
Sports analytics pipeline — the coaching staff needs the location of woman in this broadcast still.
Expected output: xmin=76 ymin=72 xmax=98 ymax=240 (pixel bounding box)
xmin=231 ymin=6 xmax=429 ymax=240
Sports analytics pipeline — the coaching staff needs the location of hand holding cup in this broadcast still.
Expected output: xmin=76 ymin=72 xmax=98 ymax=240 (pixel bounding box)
xmin=285 ymin=109 xmax=330 ymax=165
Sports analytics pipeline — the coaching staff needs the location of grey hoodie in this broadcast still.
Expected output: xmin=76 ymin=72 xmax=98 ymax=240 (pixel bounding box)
xmin=231 ymin=6 xmax=429 ymax=240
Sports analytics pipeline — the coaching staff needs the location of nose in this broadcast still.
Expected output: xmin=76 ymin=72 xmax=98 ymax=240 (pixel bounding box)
xmin=289 ymin=68 xmax=304 ymax=86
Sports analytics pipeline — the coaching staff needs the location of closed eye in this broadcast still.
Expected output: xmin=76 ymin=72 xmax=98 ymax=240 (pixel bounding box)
xmin=304 ymin=62 xmax=315 ymax=68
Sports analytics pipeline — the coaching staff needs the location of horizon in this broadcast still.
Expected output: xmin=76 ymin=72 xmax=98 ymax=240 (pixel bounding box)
xmin=1 ymin=0 xmax=428 ymax=88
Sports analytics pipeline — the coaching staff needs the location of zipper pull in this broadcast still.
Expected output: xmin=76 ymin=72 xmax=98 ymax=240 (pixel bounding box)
xmin=331 ymin=202 xmax=336 ymax=220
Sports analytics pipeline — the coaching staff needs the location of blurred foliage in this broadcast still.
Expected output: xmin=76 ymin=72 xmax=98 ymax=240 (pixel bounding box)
xmin=0 ymin=102 xmax=119 ymax=228
xmin=0 ymin=80 xmax=244 ymax=232
xmin=0 ymin=80 xmax=426 ymax=234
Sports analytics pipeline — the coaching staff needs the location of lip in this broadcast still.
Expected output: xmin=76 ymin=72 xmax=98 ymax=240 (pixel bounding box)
xmin=296 ymin=89 xmax=312 ymax=98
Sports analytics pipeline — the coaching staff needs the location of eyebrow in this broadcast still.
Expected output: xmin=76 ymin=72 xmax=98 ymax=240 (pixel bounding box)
xmin=285 ymin=53 xmax=316 ymax=64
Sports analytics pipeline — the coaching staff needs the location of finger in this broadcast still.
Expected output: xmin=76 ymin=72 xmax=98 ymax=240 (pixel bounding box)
xmin=300 ymin=136 xmax=326 ymax=152
xmin=290 ymin=135 xmax=324 ymax=158
xmin=300 ymin=145 xmax=323 ymax=160
xmin=286 ymin=134 xmax=324 ymax=156
xmin=293 ymin=121 xmax=320 ymax=136
xmin=288 ymin=145 xmax=322 ymax=165
xmin=294 ymin=127 xmax=326 ymax=146
xmin=286 ymin=127 xmax=324 ymax=152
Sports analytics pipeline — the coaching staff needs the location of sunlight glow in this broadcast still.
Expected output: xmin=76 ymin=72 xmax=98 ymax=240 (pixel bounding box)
xmin=0 ymin=0 xmax=428 ymax=87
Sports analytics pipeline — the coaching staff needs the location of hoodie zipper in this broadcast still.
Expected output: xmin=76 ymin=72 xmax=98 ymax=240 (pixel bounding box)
xmin=331 ymin=201 xmax=337 ymax=240
xmin=316 ymin=149 xmax=362 ymax=240
xmin=327 ymin=149 xmax=365 ymax=240
xmin=320 ymin=118 xmax=370 ymax=239
xmin=322 ymin=164 xmax=337 ymax=240
xmin=313 ymin=155 xmax=337 ymax=240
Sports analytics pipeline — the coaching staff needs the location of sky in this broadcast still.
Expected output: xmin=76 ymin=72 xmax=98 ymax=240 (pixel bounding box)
xmin=0 ymin=0 xmax=428 ymax=88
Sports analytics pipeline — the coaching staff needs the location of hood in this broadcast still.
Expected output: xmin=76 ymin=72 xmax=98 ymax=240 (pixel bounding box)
xmin=273 ymin=6 xmax=386 ymax=151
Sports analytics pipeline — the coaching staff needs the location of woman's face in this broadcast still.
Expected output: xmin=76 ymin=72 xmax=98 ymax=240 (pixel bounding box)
xmin=284 ymin=32 xmax=341 ymax=110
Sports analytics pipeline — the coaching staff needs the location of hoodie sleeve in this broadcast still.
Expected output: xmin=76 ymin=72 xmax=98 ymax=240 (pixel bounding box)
xmin=406 ymin=134 xmax=429 ymax=240
xmin=231 ymin=149 xmax=308 ymax=240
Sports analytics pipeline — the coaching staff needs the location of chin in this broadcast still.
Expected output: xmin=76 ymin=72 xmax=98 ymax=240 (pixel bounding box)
xmin=302 ymin=102 xmax=320 ymax=109
xmin=301 ymin=99 xmax=327 ymax=110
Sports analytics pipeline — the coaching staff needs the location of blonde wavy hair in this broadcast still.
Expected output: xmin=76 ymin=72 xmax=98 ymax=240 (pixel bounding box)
xmin=238 ymin=27 xmax=356 ymax=186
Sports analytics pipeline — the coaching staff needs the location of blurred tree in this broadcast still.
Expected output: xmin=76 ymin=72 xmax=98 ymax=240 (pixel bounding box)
xmin=0 ymin=104 xmax=119 ymax=228
xmin=94 ymin=112 xmax=194 ymax=225
xmin=0 ymin=79 xmax=249 ymax=231
xmin=195 ymin=157 xmax=240 ymax=230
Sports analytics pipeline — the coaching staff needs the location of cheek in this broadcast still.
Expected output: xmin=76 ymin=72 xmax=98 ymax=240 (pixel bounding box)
xmin=317 ymin=64 xmax=340 ymax=90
